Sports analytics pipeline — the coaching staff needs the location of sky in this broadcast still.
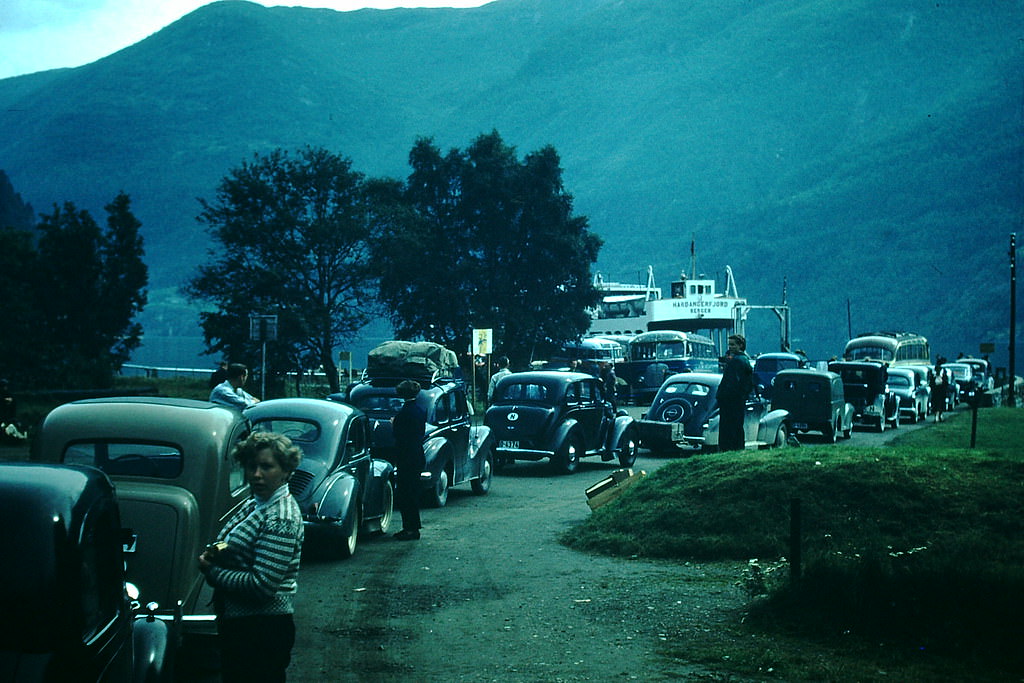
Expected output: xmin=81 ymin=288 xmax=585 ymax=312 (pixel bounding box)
xmin=0 ymin=0 xmax=492 ymax=80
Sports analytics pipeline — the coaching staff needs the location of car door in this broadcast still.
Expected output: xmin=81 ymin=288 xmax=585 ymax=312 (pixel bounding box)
xmin=340 ymin=415 xmax=371 ymax=498
xmin=743 ymin=393 xmax=768 ymax=443
xmin=569 ymin=379 xmax=604 ymax=452
xmin=444 ymin=388 xmax=472 ymax=484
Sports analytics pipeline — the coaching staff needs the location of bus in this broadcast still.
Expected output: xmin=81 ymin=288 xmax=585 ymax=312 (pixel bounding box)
xmin=843 ymin=332 xmax=930 ymax=366
xmin=620 ymin=330 xmax=718 ymax=404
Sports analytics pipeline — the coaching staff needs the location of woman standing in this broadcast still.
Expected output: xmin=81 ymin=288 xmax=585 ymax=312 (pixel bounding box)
xmin=199 ymin=431 xmax=304 ymax=682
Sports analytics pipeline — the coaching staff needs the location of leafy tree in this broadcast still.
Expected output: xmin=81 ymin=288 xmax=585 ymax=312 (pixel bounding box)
xmin=32 ymin=193 xmax=148 ymax=387
xmin=0 ymin=223 xmax=41 ymax=386
xmin=374 ymin=131 xmax=601 ymax=368
xmin=0 ymin=170 xmax=34 ymax=232
xmin=186 ymin=147 xmax=377 ymax=394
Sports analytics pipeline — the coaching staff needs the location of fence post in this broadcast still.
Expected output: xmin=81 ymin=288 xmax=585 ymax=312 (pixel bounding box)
xmin=790 ymin=497 xmax=802 ymax=582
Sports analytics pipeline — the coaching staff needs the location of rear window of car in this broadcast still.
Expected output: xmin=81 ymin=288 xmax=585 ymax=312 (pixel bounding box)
xmin=661 ymin=382 xmax=711 ymax=398
xmin=251 ymin=419 xmax=321 ymax=444
xmin=63 ymin=441 xmax=184 ymax=478
xmin=351 ymin=393 xmax=405 ymax=416
xmin=888 ymin=375 xmax=911 ymax=387
xmin=495 ymin=382 xmax=550 ymax=403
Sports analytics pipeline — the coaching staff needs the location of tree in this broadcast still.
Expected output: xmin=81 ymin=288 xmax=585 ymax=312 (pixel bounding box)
xmin=374 ymin=131 xmax=602 ymax=368
xmin=32 ymin=194 xmax=148 ymax=387
xmin=186 ymin=147 xmax=377 ymax=394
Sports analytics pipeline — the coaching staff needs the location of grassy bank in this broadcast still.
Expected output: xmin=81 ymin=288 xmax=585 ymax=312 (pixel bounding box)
xmin=563 ymin=408 xmax=1024 ymax=681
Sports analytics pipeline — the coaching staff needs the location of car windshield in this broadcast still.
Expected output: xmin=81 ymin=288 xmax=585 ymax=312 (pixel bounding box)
xmin=755 ymin=358 xmax=800 ymax=373
xmin=63 ymin=441 xmax=184 ymax=478
xmin=494 ymin=382 xmax=551 ymax=404
xmin=946 ymin=365 xmax=971 ymax=380
xmin=846 ymin=346 xmax=894 ymax=361
xmin=251 ymin=419 xmax=330 ymax=465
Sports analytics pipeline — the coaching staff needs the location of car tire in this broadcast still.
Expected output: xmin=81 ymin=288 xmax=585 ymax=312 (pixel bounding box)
xmin=424 ymin=467 xmax=450 ymax=508
xmin=823 ymin=420 xmax=837 ymax=444
xmin=471 ymin=445 xmax=493 ymax=495
xmin=773 ymin=423 xmax=788 ymax=449
xmin=655 ymin=398 xmax=692 ymax=423
xmin=376 ymin=479 xmax=394 ymax=535
xmin=552 ymin=435 xmax=581 ymax=474
xmin=338 ymin=500 xmax=360 ymax=559
xmin=615 ymin=427 xmax=639 ymax=467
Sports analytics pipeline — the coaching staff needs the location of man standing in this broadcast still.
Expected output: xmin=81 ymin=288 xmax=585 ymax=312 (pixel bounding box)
xmin=392 ymin=380 xmax=426 ymax=541
xmin=209 ymin=363 xmax=260 ymax=409
xmin=717 ymin=334 xmax=753 ymax=452
xmin=487 ymin=356 xmax=511 ymax=405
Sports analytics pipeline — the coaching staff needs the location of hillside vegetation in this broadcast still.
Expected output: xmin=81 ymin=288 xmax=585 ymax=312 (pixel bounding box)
xmin=0 ymin=0 xmax=1021 ymax=361
xmin=564 ymin=408 xmax=1024 ymax=680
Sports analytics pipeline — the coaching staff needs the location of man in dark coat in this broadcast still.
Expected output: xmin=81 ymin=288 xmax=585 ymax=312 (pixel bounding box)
xmin=392 ymin=380 xmax=426 ymax=540
xmin=716 ymin=334 xmax=753 ymax=452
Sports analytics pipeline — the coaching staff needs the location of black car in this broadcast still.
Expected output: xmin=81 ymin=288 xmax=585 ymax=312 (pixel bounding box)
xmin=484 ymin=371 xmax=639 ymax=474
xmin=752 ymin=351 xmax=808 ymax=399
xmin=331 ymin=378 xmax=494 ymax=508
xmin=885 ymin=367 xmax=929 ymax=424
xmin=245 ymin=398 xmax=396 ymax=558
xmin=771 ymin=368 xmax=854 ymax=442
xmin=828 ymin=360 xmax=900 ymax=432
xmin=0 ymin=462 xmax=176 ymax=682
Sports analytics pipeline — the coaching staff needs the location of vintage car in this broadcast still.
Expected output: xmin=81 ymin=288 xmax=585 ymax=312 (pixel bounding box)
xmin=942 ymin=362 xmax=977 ymax=402
xmin=331 ymin=377 xmax=494 ymax=508
xmin=957 ymin=357 xmax=994 ymax=391
xmin=37 ymin=397 xmax=253 ymax=636
xmin=771 ymin=368 xmax=854 ymax=442
xmin=828 ymin=361 xmax=900 ymax=432
xmin=0 ymin=462 xmax=176 ymax=682
xmin=245 ymin=398 xmax=395 ymax=558
xmin=752 ymin=351 xmax=808 ymax=399
xmin=885 ymin=366 xmax=929 ymax=423
xmin=485 ymin=371 xmax=639 ymax=473
xmin=637 ymin=372 xmax=790 ymax=453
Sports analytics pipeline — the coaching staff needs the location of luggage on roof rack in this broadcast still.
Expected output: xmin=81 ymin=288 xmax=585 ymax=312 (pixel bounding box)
xmin=365 ymin=341 xmax=459 ymax=383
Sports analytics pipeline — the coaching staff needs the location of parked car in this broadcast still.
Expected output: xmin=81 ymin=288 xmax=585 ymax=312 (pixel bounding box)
xmin=828 ymin=361 xmax=900 ymax=432
xmin=332 ymin=377 xmax=494 ymax=508
xmin=885 ymin=367 xmax=929 ymax=423
xmin=752 ymin=351 xmax=808 ymax=399
xmin=636 ymin=372 xmax=790 ymax=453
xmin=0 ymin=462 xmax=176 ymax=682
xmin=957 ymin=357 xmax=994 ymax=391
xmin=771 ymin=368 xmax=854 ymax=442
xmin=943 ymin=362 xmax=978 ymax=403
xmin=906 ymin=365 xmax=933 ymax=416
xmin=244 ymin=398 xmax=395 ymax=558
xmin=37 ymin=397 xmax=252 ymax=636
xmin=484 ymin=371 xmax=639 ymax=473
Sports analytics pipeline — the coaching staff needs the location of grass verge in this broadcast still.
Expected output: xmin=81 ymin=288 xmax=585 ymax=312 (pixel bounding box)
xmin=562 ymin=407 xmax=1024 ymax=681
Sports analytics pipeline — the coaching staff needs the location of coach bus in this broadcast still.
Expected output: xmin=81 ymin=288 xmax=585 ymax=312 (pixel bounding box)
xmin=843 ymin=331 xmax=930 ymax=366
xmin=620 ymin=330 xmax=718 ymax=404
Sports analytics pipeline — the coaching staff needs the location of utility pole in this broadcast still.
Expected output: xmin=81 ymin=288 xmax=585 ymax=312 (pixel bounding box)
xmin=1010 ymin=233 xmax=1017 ymax=407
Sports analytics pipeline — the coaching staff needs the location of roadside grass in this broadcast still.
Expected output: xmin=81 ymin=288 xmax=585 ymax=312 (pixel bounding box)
xmin=562 ymin=407 xmax=1024 ymax=681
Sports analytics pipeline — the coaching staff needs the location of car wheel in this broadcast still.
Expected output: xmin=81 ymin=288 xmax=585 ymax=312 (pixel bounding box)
xmin=424 ymin=467 xmax=450 ymax=508
xmin=615 ymin=428 xmax=639 ymax=467
xmin=471 ymin=445 xmax=493 ymax=495
xmin=655 ymin=399 xmax=692 ymax=423
xmin=823 ymin=420 xmax=837 ymax=444
xmin=552 ymin=435 xmax=581 ymax=474
xmin=376 ymin=479 xmax=394 ymax=535
xmin=773 ymin=423 xmax=788 ymax=449
xmin=338 ymin=501 xmax=360 ymax=559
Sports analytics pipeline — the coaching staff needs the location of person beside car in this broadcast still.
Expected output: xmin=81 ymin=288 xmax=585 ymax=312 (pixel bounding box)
xmin=210 ymin=362 xmax=260 ymax=409
xmin=393 ymin=379 xmax=427 ymax=541
xmin=198 ymin=431 xmax=304 ymax=683
xmin=717 ymin=334 xmax=753 ymax=451
xmin=930 ymin=364 xmax=951 ymax=421
xmin=488 ymin=355 xmax=511 ymax=404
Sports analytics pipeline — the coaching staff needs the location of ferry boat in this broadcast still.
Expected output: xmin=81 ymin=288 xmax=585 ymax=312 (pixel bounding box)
xmin=587 ymin=265 xmax=754 ymax=350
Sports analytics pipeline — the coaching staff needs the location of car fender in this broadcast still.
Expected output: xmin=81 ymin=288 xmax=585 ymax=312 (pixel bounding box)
xmin=313 ymin=471 xmax=359 ymax=528
xmin=842 ymin=403 xmax=855 ymax=430
xmin=606 ymin=414 xmax=636 ymax=450
xmin=757 ymin=408 xmax=790 ymax=442
xmin=132 ymin=611 xmax=174 ymax=683
xmin=550 ymin=418 xmax=580 ymax=453
xmin=468 ymin=425 xmax=495 ymax=473
xmin=423 ymin=434 xmax=449 ymax=478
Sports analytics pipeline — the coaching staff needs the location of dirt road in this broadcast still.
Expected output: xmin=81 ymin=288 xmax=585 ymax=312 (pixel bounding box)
xmin=288 ymin=452 xmax=748 ymax=682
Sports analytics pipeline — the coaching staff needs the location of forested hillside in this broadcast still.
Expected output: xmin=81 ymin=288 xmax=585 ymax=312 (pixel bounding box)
xmin=1 ymin=0 xmax=1020 ymax=363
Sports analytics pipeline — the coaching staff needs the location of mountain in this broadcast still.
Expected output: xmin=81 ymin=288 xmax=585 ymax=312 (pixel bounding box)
xmin=1 ymin=0 xmax=1021 ymax=367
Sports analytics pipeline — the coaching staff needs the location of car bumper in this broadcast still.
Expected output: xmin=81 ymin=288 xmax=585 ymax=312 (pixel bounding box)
xmin=636 ymin=420 xmax=703 ymax=450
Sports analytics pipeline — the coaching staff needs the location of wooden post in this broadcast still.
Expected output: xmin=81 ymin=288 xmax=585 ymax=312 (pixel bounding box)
xmin=790 ymin=498 xmax=802 ymax=582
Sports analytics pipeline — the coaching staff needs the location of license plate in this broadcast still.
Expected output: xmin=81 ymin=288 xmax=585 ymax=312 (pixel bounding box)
xmin=499 ymin=440 xmax=519 ymax=449
xmin=793 ymin=422 xmax=808 ymax=430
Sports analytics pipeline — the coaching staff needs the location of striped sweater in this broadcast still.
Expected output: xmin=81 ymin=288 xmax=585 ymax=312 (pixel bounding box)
xmin=204 ymin=486 xmax=304 ymax=619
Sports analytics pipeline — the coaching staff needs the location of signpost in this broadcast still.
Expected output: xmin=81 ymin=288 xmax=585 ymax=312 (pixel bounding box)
xmin=250 ymin=314 xmax=278 ymax=400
